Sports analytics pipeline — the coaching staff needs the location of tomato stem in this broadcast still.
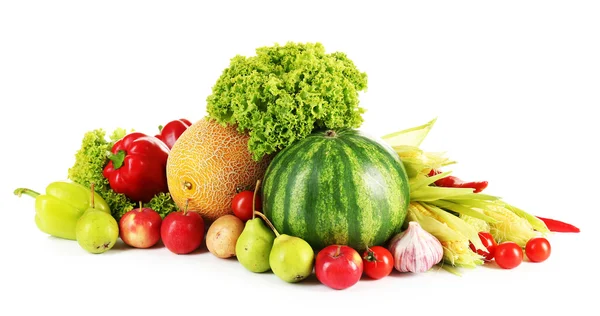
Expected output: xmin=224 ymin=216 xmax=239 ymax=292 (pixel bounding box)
xmin=363 ymin=248 xmax=378 ymax=262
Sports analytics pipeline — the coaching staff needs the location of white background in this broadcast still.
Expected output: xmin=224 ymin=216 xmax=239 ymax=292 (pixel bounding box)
xmin=1 ymin=1 xmax=599 ymax=315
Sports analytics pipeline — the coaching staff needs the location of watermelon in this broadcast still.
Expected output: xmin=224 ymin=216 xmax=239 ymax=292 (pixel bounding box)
xmin=262 ymin=128 xmax=410 ymax=252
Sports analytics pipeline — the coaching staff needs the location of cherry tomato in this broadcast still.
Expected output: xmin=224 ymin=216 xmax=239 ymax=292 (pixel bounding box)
xmin=525 ymin=237 xmax=551 ymax=262
xmin=362 ymin=246 xmax=394 ymax=280
xmin=494 ymin=242 xmax=523 ymax=269
xmin=231 ymin=190 xmax=261 ymax=222
xmin=469 ymin=232 xmax=497 ymax=261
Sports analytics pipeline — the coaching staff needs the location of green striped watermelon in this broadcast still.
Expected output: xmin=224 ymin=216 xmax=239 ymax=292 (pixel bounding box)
xmin=262 ymin=128 xmax=410 ymax=252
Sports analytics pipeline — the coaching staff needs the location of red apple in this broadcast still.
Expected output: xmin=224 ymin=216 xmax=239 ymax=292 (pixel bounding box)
xmin=161 ymin=208 xmax=205 ymax=254
xmin=119 ymin=205 xmax=162 ymax=248
xmin=315 ymin=245 xmax=364 ymax=290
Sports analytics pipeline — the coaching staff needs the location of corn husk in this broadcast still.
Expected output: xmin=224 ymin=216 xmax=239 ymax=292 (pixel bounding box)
xmin=383 ymin=118 xmax=550 ymax=273
xmin=407 ymin=202 xmax=484 ymax=268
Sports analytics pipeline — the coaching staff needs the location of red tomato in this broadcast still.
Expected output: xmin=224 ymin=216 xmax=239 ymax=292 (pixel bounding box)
xmin=525 ymin=237 xmax=551 ymax=262
xmin=494 ymin=242 xmax=523 ymax=269
xmin=231 ymin=190 xmax=261 ymax=222
xmin=469 ymin=232 xmax=497 ymax=261
xmin=362 ymin=246 xmax=394 ymax=280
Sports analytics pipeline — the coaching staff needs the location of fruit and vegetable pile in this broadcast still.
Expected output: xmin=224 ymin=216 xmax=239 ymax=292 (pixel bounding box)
xmin=14 ymin=42 xmax=580 ymax=290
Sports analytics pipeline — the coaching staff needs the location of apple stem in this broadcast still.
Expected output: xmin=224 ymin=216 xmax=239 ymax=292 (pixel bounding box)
xmin=334 ymin=245 xmax=341 ymax=258
xmin=90 ymin=182 xmax=95 ymax=209
xmin=138 ymin=201 xmax=143 ymax=212
xmin=251 ymin=179 xmax=261 ymax=220
xmin=184 ymin=198 xmax=190 ymax=216
xmin=253 ymin=211 xmax=279 ymax=237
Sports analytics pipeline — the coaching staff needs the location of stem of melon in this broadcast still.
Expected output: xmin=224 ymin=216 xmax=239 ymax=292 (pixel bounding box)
xmin=253 ymin=211 xmax=279 ymax=237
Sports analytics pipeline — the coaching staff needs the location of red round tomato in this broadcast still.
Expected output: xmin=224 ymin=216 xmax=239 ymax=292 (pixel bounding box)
xmin=525 ymin=237 xmax=551 ymax=262
xmin=469 ymin=232 xmax=497 ymax=261
xmin=494 ymin=242 xmax=523 ymax=269
xmin=362 ymin=246 xmax=394 ymax=280
xmin=231 ymin=190 xmax=261 ymax=222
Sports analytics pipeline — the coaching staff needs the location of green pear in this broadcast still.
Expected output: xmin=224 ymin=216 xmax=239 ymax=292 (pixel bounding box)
xmin=75 ymin=183 xmax=119 ymax=254
xmin=76 ymin=210 xmax=118 ymax=254
xmin=269 ymin=234 xmax=315 ymax=283
xmin=235 ymin=215 xmax=276 ymax=273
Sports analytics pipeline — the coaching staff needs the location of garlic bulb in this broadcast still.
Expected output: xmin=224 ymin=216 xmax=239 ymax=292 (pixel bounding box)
xmin=388 ymin=221 xmax=443 ymax=273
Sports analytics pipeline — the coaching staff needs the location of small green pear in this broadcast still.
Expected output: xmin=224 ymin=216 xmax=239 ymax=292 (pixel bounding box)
xmin=269 ymin=234 xmax=315 ymax=283
xmin=76 ymin=210 xmax=118 ymax=254
xmin=75 ymin=183 xmax=119 ymax=254
xmin=235 ymin=213 xmax=276 ymax=273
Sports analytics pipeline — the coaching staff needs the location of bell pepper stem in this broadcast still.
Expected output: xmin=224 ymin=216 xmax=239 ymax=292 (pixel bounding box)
xmin=108 ymin=150 xmax=127 ymax=169
xmin=14 ymin=188 xmax=41 ymax=199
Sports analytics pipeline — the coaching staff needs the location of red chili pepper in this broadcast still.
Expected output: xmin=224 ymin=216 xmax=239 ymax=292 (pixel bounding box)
xmin=428 ymin=169 xmax=489 ymax=193
xmin=535 ymin=216 xmax=580 ymax=233
xmin=103 ymin=132 xmax=170 ymax=203
xmin=155 ymin=118 xmax=192 ymax=149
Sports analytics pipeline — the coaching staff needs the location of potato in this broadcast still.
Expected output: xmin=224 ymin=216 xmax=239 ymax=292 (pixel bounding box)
xmin=206 ymin=214 xmax=245 ymax=258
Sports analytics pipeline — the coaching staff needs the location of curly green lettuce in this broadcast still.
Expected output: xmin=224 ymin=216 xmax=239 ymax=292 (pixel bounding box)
xmin=206 ymin=42 xmax=368 ymax=160
xmin=67 ymin=128 xmax=178 ymax=220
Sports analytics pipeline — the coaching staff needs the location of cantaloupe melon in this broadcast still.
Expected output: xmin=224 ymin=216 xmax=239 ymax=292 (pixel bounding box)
xmin=166 ymin=117 xmax=272 ymax=222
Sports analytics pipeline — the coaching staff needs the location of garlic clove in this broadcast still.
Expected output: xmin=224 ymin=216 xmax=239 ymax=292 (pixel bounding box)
xmin=388 ymin=221 xmax=444 ymax=273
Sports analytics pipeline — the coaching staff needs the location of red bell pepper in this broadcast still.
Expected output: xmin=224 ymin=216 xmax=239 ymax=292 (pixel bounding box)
xmin=103 ymin=132 xmax=170 ymax=203
xmin=155 ymin=118 xmax=192 ymax=149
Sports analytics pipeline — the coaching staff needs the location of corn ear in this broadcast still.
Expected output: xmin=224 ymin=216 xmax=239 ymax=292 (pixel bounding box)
xmin=382 ymin=118 xmax=455 ymax=178
xmin=430 ymin=200 xmax=497 ymax=223
xmin=407 ymin=202 xmax=484 ymax=268
xmin=482 ymin=204 xmax=537 ymax=247
xmin=460 ymin=213 xmax=491 ymax=233
xmin=501 ymin=202 xmax=550 ymax=233
xmin=453 ymin=199 xmax=546 ymax=247
xmin=394 ymin=145 xmax=455 ymax=178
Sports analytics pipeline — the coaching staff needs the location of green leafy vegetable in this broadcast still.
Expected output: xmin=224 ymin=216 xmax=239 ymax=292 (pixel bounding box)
xmin=145 ymin=192 xmax=180 ymax=217
xmin=67 ymin=128 xmax=177 ymax=220
xmin=206 ymin=42 xmax=368 ymax=161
